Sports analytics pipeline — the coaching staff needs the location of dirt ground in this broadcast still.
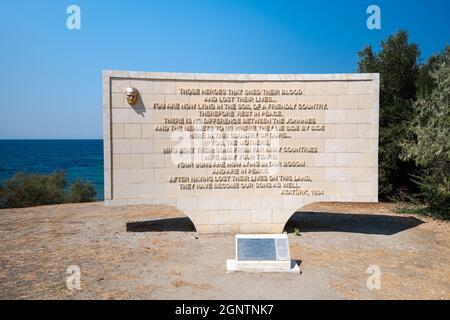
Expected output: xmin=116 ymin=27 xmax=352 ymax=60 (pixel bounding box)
xmin=0 ymin=201 xmax=448 ymax=300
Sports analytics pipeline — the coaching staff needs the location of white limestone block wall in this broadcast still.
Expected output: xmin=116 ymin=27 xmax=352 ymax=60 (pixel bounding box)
xmin=103 ymin=71 xmax=379 ymax=234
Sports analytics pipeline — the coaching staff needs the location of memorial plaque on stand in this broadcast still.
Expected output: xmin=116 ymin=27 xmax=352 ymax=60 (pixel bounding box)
xmin=227 ymin=234 xmax=300 ymax=273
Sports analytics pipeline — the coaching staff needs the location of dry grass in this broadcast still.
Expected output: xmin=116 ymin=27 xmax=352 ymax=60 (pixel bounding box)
xmin=0 ymin=201 xmax=448 ymax=299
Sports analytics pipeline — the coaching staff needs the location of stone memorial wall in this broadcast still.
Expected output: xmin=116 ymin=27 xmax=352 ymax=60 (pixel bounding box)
xmin=103 ymin=71 xmax=379 ymax=234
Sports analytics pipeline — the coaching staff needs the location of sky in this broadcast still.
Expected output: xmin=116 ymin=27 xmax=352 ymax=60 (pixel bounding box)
xmin=0 ymin=0 xmax=449 ymax=139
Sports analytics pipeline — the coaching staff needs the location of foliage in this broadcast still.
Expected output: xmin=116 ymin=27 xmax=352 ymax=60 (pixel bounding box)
xmin=358 ymin=31 xmax=420 ymax=198
xmin=401 ymin=53 xmax=450 ymax=218
xmin=417 ymin=46 xmax=450 ymax=98
xmin=0 ymin=172 xmax=66 ymax=208
xmin=67 ymin=179 xmax=97 ymax=203
xmin=0 ymin=172 xmax=97 ymax=209
xmin=357 ymin=32 xmax=449 ymax=219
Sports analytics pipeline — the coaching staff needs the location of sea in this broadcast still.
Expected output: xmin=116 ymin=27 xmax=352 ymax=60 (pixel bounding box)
xmin=0 ymin=140 xmax=104 ymax=200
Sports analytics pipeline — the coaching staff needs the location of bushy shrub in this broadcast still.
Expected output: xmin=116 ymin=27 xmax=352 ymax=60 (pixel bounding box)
xmin=0 ymin=172 xmax=66 ymax=208
xmin=0 ymin=172 xmax=97 ymax=209
xmin=67 ymin=179 xmax=97 ymax=203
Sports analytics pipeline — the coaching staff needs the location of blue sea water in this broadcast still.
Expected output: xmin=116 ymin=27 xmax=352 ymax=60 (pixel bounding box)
xmin=0 ymin=140 xmax=104 ymax=200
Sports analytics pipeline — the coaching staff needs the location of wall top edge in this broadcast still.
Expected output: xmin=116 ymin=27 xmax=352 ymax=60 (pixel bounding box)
xmin=103 ymin=70 xmax=380 ymax=81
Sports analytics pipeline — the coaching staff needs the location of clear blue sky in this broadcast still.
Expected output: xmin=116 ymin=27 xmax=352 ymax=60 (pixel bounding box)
xmin=0 ymin=0 xmax=449 ymax=139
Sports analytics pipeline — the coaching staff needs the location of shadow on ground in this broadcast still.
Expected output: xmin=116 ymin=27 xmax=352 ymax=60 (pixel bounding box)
xmin=285 ymin=211 xmax=424 ymax=235
xmin=126 ymin=212 xmax=423 ymax=235
xmin=126 ymin=217 xmax=196 ymax=232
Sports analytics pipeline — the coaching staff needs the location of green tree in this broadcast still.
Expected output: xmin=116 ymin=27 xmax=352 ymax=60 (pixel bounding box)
xmin=401 ymin=56 xmax=450 ymax=218
xmin=357 ymin=31 xmax=420 ymax=198
xmin=417 ymin=46 xmax=450 ymax=98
